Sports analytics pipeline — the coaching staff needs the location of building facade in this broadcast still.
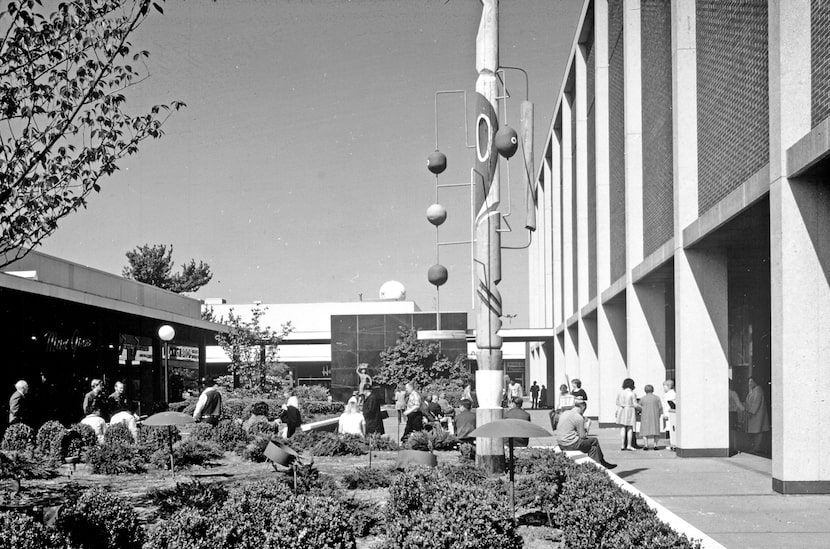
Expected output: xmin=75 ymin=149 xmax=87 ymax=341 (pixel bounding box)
xmin=527 ymin=0 xmax=830 ymax=493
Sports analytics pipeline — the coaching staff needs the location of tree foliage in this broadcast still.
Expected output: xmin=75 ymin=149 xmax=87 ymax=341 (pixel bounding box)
xmin=374 ymin=328 xmax=469 ymax=389
xmin=214 ymin=306 xmax=293 ymax=393
xmin=0 ymin=0 xmax=184 ymax=269
xmin=122 ymin=243 xmax=212 ymax=293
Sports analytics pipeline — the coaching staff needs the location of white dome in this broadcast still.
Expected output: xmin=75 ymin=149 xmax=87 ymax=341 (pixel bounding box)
xmin=379 ymin=280 xmax=406 ymax=301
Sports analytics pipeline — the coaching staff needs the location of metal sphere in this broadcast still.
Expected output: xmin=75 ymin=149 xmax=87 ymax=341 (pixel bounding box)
xmin=426 ymin=203 xmax=447 ymax=226
xmin=495 ymin=126 xmax=519 ymax=158
xmin=427 ymin=264 xmax=448 ymax=287
xmin=427 ymin=150 xmax=447 ymax=174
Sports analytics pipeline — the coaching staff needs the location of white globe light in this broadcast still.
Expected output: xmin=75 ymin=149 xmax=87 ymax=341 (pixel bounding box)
xmin=158 ymin=325 xmax=175 ymax=341
xmin=379 ymin=280 xmax=406 ymax=301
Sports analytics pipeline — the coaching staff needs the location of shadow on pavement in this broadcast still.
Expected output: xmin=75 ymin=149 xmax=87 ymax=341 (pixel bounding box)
xmin=615 ymin=467 xmax=648 ymax=480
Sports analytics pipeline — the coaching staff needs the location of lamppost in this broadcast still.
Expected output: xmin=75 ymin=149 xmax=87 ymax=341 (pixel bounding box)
xmin=158 ymin=325 xmax=175 ymax=402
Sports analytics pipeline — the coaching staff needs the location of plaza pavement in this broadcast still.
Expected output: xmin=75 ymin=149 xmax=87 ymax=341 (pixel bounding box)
xmin=380 ymin=406 xmax=830 ymax=549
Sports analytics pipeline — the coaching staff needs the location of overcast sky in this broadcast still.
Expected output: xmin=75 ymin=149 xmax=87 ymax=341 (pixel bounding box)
xmin=38 ymin=0 xmax=583 ymax=327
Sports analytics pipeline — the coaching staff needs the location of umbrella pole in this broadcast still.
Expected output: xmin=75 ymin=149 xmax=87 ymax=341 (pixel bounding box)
xmin=168 ymin=426 xmax=175 ymax=475
xmin=509 ymin=438 xmax=515 ymax=524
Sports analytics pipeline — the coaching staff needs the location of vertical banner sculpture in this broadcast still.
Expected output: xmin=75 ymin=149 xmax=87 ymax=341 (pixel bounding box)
xmin=473 ymin=0 xmax=506 ymax=473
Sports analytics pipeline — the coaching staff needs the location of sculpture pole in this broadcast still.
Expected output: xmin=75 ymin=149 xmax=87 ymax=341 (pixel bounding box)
xmin=473 ymin=0 xmax=505 ymax=473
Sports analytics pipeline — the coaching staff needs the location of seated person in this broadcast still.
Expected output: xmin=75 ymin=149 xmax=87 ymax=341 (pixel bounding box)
xmin=108 ymin=381 xmax=139 ymax=442
xmin=427 ymin=395 xmax=442 ymax=421
xmin=503 ymin=396 xmax=531 ymax=447
xmin=454 ymin=399 xmax=477 ymax=441
xmin=81 ymin=406 xmax=107 ymax=445
xmin=338 ymin=397 xmax=366 ymax=437
xmin=556 ymin=400 xmax=616 ymax=470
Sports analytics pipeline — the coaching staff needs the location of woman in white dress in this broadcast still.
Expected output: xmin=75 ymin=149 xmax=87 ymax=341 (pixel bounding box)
xmin=616 ymin=378 xmax=640 ymax=450
xmin=338 ymin=397 xmax=365 ymax=437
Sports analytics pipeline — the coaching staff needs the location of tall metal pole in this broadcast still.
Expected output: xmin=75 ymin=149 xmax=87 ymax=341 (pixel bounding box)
xmin=473 ymin=0 xmax=505 ymax=473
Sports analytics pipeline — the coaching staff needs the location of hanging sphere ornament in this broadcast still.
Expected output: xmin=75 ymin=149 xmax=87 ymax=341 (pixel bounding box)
xmin=428 ymin=264 xmax=449 ymax=286
xmin=426 ymin=204 xmax=448 ymax=226
xmin=427 ymin=150 xmax=447 ymax=174
xmin=495 ymin=126 xmax=519 ymax=158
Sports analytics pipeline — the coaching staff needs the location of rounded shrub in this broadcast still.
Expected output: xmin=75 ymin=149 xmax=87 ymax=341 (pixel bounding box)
xmin=86 ymin=441 xmax=145 ymax=475
xmin=69 ymin=423 xmax=98 ymax=449
xmin=144 ymin=508 xmax=214 ymax=549
xmin=1 ymin=423 xmax=35 ymax=451
xmin=340 ymin=466 xmax=395 ymax=490
xmin=137 ymin=424 xmax=180 ymax=459
xmin=57 ymin=487 xmax=144 ymax=549
xmin=149 ymin=479 xmax=229 ymax=518
xmin=0 ymin=510 xmax=59 ymax=548
xmin=104 ymin=421 xmax=135 ymax=446
xmin=36 ymin=420 xmax=67 ymax=458
xmin=215 ymin=419 xmax=249 ymax=451
xmin=150 ymin=438 xmax=224 ymax=470
xmin=188 ymin=423 xmax=216 ymax=443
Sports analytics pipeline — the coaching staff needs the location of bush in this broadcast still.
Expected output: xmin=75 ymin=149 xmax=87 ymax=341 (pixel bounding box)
xmin=240 ymin=434 xmax=272 ymax=462
xmin=438 ymin=463 xmax=488 ymax=485
xmin=57 ymin=487 xmax=144 ymax=549
xmin=36 ymin=420 xmax=67 ymax=459
xmin=550 ymin=463 xmax=702 ymax=549
xmin=341 ymin=496 xmax=385 ymax=537
xmin=151 ymin=439 xmax=224 ymax=470
xmin=167 ymin=397 xmax=198 ymax=414
xmin=215 ymin=419 xmax=249 ymax=451
xmin=290 ymin=431 xmax=368 ymax=456
xmin=69 ymin=423 xmax=99 ymax=450
xmin=340 ymin=466 xmax=395 ymax=490
xmin=104 ymin=421 xmax=135 ymax=446
xmin=292 ymin=384 xmax=331 ymax=402
xmin=1 ymin=423 xmax=35 ymax=451
xmin=137 ymin=425 xmax=180 ymax=459
xmin=148 ymin=480 xmax=229 ymax=518
xmin=422 ymin=379 xmax=466 ymax=406
xmin=188 ymin=423 xmax=216 ymax=442
xmin=249 ymin=400 xmax=270 ymax=417
xmin=143 ymin=508 xmax=213 ymax=549
xmin=260 ymin=494 xmax=356 ymax=548
xmin=403 ymin=429 xmax=457 ymax=452
xmin=247 ymin=419 xmax=278 ymax=438
xmin=386 ymin=467 xmax=521 ymax=549
xmin=366 ymin=433 xmax=399 ymax=451
xmin=0 ymin=510 xmax=60 ymax=549
xmin=0 ymin=451 xmax=58 ymax=483
xmin=86 ymin=442 xmax=146 ymax=475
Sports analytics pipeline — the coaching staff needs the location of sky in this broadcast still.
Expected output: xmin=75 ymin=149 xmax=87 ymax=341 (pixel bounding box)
xmin=38 ymin=0 xmax=584 ymax=328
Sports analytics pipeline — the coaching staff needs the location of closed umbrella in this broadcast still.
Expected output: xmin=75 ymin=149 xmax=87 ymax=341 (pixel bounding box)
xmin=142 ymin=411 xmax=196 ymax=473
xmin=469 ymin=418 xmax=552 ymax=521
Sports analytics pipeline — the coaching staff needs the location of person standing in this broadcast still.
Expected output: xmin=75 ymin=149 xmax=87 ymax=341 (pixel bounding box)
xmin=394 ymin=385 xmax=407 ymax=424
xmin=193 ymin=379 xmax=223 ymax=426
xmin=616 ymin=378 xmax=640 ymax=450
xmin=662 ymin=379 xmax=677 ymax=450
xmin=361 ymin=384 xmax=385 ymax=435
xmin=82 ymin=379 xmax=106 ymax=418
xmin=108 ymin=381 xmax=139 ymax=441
xmin=556 ymin=400 xmax=616 ymax=469
xmin=508 ymin=378 xmax=523 ymax=400
xmin=281 ymin=395 xmax=302 ymax=438
xmin=530 ymin=381 xmax=540 ymax=409
xmin=570 ymin=379 xmax=588 ymax=401
xmin=745 ymin=377 xmax=769 ymax=453
xmin=8 ymin=380 xmax=30 ymax=426
xmin=639 ymin=385 xmax=663 ymax=450
xmin=338 ymin=397 xmax=365 ymax=436
xmin=503 ymin=396 xmax=531 ymax=447
xmin=538 ymin=384 xmax=548 ymax=408
xmin=401 ymin=382 xmax=423 ymax=443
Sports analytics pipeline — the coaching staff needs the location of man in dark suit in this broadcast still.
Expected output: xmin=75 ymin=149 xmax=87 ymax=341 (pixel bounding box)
xmin=454 ymin=399 xmax=477 ymax=441
xmin=8 ymin=380 xmax=31 ymax=426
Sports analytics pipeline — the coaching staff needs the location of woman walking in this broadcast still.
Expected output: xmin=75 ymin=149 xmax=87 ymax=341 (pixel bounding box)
xmin=616 ymin=378 xmax=640 ymax=450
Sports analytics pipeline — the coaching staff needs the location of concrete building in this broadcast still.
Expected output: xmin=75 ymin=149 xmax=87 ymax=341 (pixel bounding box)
xmin=527 ymin=0 xmax=830 ymax=493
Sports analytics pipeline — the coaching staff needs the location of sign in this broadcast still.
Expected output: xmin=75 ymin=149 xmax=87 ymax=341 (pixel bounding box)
xmin=168 ymin=345 xmax=199 ymax=362
xmin=43 ymin=330 xmax=92 ymax=356
xmin=119 ymin=334 xmax=153 ymax=364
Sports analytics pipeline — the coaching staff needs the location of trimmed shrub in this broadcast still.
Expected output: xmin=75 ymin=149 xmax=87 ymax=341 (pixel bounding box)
xmin=291 ymin=384 xmax=331 ymax=403
xmin=150 ymin=439 xmax=224 ymax=470
xmin=167 ymin=397 xmax=198 ymax=414
xmin=36 ymin=420 xmax=67 ymax=458
xmin=240 ymin=434 xmax=272 ymax=462
xmin=422 ymin=379 xmax=466 ymax=407
xmin=0 ymin=510 xmax=59 ymax=549
xmin=340 ymin=496 xmax=385 ymax=537
xmin=143 ymin=508 xmax=214 ymax=549
xmin=137 ymin=424 xmax=180 ymax=459
xmin=86 ymin=442 xmax=146 ymax=475
xmin=247 ymin=420 xmax=278 ymax=438
xmin=260 ymin=494 xmax=356 ymax=548
xmin=57 ymin=487 xmax=144 ymax=549
xmin=0 ymin=451 xmax=58 ymax=482
xmin=104 ymin=421 xmax=135 ymax=446
xmin=403 ymin=428 xmax=457 ymax=451
xmin=366 ymin=433 xmax=399 ymax=451
xmin=149 ymin=480 xmax=229 ymax=518
xmin=290 ymin=431 xmax=368 ymax=456
xmin=188 ymin=423 xmax=216 ymax=443
xmin=69 ymin=423 xmax=98 ymax=450
xmin=1 ymin=423 xmax=35 ymax=451
xmin=215 ymin=419 xmax=249 ymax=451
xmin=340 ymin=466 xmax=395 ymax=490
xmin=438 ymin=463 xmax=488 ymax=485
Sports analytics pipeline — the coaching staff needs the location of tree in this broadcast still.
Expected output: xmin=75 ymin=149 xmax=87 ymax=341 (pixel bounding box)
xmin=214 ymin=306 xmax=293 ymax=394
xmin=122 ymin=243 xmax=212 ymax=293
xmin=0 ymin=0 xmax=184 ymax=269
xmin=374 ymin=328 xmax=469 ymax=389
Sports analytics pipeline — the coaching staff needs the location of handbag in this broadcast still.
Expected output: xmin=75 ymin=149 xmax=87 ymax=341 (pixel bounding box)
xmin=380 ymin=409 xmax=389 ymax=420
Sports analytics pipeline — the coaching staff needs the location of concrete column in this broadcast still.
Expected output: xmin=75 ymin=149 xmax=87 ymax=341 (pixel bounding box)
xmin=672 ymin=0 xmax=730 ymax=456
xmin=593 ymin=0 xmax=626 ymax=424
xmin=565 ymin=324 xmax=579 ymax=382
xmin=543 ymin=151 xmax=555 ymax=329
xmin=561 ymin=94 xmax=575 ymax=321
xmin=621 ymin=0 xmax=666 ymax=389
xmin=769 ymin=0 xmax=829 ymax=493
xmin=554 ymin=332 xmax=566 ymax=406
xmin=579 ymin=316 xmax=600 ymax=418
xmin=551 ymin=136 xmax=564 ymax=329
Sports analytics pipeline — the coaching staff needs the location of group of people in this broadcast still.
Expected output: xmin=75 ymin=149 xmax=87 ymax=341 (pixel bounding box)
xmin=79 ymin=379 xmax=141 ymax=443
xmin=337 ymin=384 xmax=385 ymax=437
xmin=615 ymin=378 xmax=676 ymax=451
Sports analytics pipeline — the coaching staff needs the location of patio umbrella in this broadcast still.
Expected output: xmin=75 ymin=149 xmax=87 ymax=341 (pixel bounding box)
xmin=469 ymin=418 xmax=553 ymax=521
xmin=142 ymin=411 xmax=196 ymax=473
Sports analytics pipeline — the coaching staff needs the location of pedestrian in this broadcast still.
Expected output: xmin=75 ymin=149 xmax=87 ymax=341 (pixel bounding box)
xmin=616 ymin=378 xmax=640 ymax=451
xmin=394 ymin=384 xmax=407 ymax=424
xmin=530 ymin=381 xmax=540 ymax=409
xmin=504 ymin=396 xmax=531 ymax=447
xmin=539 ymin=384 xmax=548 ymax=408
xmin=193 ymin=379 xmax=223 ymax=426
xmin=639 ymin=384 xmax=663 ymax=450
xmin=745 ymin=377 xmax=769 ymax=453
xmin=281 ymin=395 xmax=302 ymax=438
xmin=338 ymin=396 xmax=365 ymax=436
xmin=108 ymin=381 xmax=139 ymax=442
xmin=557 ymin=384 xmax=574 ymax=411
xmin=508 ymin=378 xmax=523 ymax=400
xmin=8 ymin=380 xmax=30 ymax=426
xmin=82 ymin=379 xmax=106 ymax=418
xmin=462 ymin=382 xmax=478 ymax=408
xmin=570 ymin=378 xmax=587 ymax=401
xmin=361 ymin=384 xmax=385 ymax=435
xmin=556 ymin=400 xmax=616 ymax=469
xmin=401 ymin=382 xmax=423 ymax=443
xmin=80 ymin=403 xmax=107 ymax=444
xmin=662 ymin=379 xmax=677 ymax=450
xmin=454 ymin=398 xmax=477 ymax=442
